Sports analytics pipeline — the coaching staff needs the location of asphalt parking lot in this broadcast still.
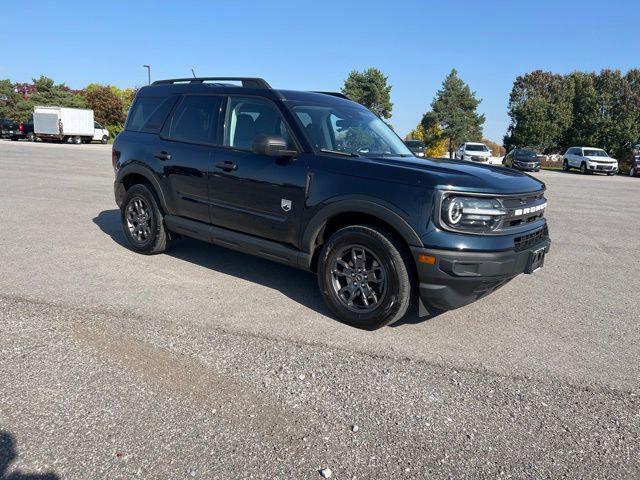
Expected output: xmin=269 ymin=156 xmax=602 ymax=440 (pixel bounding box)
xmin=0 ymin=140 xmax=638 ymax=479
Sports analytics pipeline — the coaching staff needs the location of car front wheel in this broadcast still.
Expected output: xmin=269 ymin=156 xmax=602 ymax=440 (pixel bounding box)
xmin=101 ymin=135 xmax=108 ymax=144
xmin=563 ymin=159 xmax=570 ymax=171
xmin=580 ymin=162 xmax=588 ymax=174
xmin=317 ymin=225 xmax=413 ymax=329
xmin=629 ymin=168 xmax=635 ymax=177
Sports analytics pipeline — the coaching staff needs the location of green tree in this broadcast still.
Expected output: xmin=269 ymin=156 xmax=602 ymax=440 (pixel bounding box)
xmin=503 ymin=70 xmax=573 ymax=153
xmin=422 ymin=69 xmax=485 ymax=157
xmin=342 ymin=68 xmax=393 ymax=120
xmin=9 ymin=76 xmax=87 ymax=122
xmin=0 ymin=79 xmax=22 ymax=120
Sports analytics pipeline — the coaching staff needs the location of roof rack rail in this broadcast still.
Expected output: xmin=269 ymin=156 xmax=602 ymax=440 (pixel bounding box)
xmin=312 ymin=91 xmax=350 ymax=100
xmin=152 ymin=77 xmax=272 ymax=89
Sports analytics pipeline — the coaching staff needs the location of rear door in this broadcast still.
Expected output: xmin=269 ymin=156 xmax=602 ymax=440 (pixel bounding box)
xmin=207 ymin=95 xmax=307 ymax=246
xmin=568 ymin=148 xmax=580 ymax=167
xmin=156 ymin=94 xmax=223 ymax=223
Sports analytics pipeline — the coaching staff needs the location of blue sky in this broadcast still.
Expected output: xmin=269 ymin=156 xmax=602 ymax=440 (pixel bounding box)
xmin=1 ymin=0 xmax=638 ymax=141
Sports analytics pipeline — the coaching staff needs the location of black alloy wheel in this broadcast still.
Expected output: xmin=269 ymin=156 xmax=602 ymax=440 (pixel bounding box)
xmin=317 ymin=225 xmax=413 ymax=329
xmin=330 ymin=245 xmax=387 ymax=313
xmin=120 ymin=184 xmax=171 ymax=254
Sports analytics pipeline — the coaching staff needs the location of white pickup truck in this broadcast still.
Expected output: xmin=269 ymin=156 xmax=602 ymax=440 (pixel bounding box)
xmin=33 ymin=106 xmax=110 ymax=144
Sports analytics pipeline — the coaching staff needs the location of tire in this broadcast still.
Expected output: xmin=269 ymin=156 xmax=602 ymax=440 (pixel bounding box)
xmin=562 ymin=159 xmax=570 ymax=171
xmin=120 ymin=184 xmax=171 ymax=255
xmin=27 ymin=133 xmax=35 ymax=142
xmin=317 ymin=225 xmax=413 ymax=330
xmin=101 ymin=135 xmax=108 ymax=144
xmin=72 ymin=136 xmax=82 ymax=145
xmin=580 ymin=162 xmax=588 ymax=174
xmin=630 ymin=168 xmax=636 ymax=177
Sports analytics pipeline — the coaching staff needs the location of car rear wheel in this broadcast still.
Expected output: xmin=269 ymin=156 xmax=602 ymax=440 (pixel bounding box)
xmin=317 ymin=225 xmax=413 ymax=330
xmin=120 ymin=184 xmax=171 ymax=255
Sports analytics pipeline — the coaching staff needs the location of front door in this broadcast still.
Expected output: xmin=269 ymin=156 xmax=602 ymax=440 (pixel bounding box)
xmin=157 ymin=94 xmax=223 ymax=223
xmin=208 ymin=96 xmax=307 ymax=246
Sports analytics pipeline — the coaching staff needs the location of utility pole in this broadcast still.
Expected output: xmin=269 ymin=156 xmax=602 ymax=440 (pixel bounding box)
xmin=143 ymin=65 xmax=151 ymax=85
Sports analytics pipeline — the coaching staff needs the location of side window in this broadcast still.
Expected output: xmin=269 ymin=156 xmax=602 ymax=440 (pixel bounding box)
xmin=126 ymin=96 xmax=163 ymax=131
xmin=224 ymin=97 xmax=294 ymax=151
xmin=94 ymin=122 xmax=102 ymax=129
xmin=164 ymin=95 xmax=221 ymax=144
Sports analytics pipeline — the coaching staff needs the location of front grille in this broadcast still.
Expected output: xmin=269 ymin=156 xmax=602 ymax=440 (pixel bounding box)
xmin=470 ymin=155 xmax=486 ymax=162
xmin=501 ymin=191 xmax=546 ymax=228
xmin=514 ymin=225 xmax=548 ymax=251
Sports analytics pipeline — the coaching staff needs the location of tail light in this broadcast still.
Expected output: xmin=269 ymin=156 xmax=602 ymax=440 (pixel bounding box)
xmin=19 ymin=124 xmax=24 ymax=132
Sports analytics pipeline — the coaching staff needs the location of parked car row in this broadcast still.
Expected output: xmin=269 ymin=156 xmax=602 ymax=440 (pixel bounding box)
xmin=401 ymin=139 xmax=636 ymax=179
xmin=0 ymin=107 xmax=110 ymax=144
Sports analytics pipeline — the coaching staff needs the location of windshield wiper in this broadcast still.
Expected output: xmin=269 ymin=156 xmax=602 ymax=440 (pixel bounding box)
xmin=370 ymin=153 xmax=413 ymax=158
xmin=319 ymin=149 xmax=360 ymax=157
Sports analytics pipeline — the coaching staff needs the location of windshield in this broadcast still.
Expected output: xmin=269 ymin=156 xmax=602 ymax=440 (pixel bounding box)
xmin=517 ymin=149 xmax=538 ymax=158
xmin=291 ymin=103 xmax=412 ymax=157
xmin=405 ymin=140 xmax=424 ymax=149
xmin=466 ymin=144 xmax=489 ymax=152
xmin=583 ymin=149 xmax=609 ymax=157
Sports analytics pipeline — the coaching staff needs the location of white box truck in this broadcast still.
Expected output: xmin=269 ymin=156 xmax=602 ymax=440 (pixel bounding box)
xmin=33 ymin=106 xmax=96 ymax=144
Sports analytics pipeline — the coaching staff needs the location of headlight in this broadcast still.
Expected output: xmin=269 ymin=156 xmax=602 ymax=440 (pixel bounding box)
xmin=440 ymin=196 xmax=507 ymax=233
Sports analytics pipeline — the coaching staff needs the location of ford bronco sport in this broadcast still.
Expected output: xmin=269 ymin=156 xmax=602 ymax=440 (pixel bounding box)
xmin=112 ymin=77 xmax=550 ymax=329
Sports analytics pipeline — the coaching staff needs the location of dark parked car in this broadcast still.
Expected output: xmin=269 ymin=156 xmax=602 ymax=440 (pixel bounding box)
xmin=0 ymin=118 xmax=20 ymax=139
xmin=629 ymin=156 xmax=640 ymax=177
xmin=112 ymin=77 xmax=550 ymax=329
xmin=503 ymin=148 xmax=541 ymax=171
xmin=12 ymin=119 xmax=35 ymax=141
xmin=404 ymin=140 xmax=425 ymax=157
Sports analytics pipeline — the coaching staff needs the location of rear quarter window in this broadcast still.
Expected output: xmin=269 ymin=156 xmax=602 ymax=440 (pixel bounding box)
xmin=126 ymin=95 xmax=178 ymax=133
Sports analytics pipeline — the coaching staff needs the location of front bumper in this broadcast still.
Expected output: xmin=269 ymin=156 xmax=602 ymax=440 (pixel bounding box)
xmin=412 ymin=236 xmax=550 ymax=312
xmin=513 ymin=162 xmax=540 ymax=171
xmin=588 ymin=163 xmax=618 ymax=173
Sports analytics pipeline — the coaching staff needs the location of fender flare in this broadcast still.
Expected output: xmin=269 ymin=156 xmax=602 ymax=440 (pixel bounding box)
xmin=114 ymin=163 xmax=168 ymax=211
xmin=301 ymin=197 xmax=423 ymax=253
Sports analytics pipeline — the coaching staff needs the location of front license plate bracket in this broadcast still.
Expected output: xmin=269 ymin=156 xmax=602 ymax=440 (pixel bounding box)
xmin=525 ymin=247 xmax=546 ymax=274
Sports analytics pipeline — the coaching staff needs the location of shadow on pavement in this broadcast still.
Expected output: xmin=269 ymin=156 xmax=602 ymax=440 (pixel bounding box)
xmin=0 ymin=431 xmax=59 ymax=480
xmin=93 ymin=209 xmax=431 ymax=328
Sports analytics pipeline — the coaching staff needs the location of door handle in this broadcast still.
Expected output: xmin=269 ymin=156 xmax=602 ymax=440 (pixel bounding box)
xmin=215 ymin=161 xmax=238 ymax=171
xmin=154 ymin=151 xmax=171 ymax=161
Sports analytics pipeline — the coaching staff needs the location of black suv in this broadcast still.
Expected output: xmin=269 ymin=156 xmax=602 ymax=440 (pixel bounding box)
xmin=112 ymin=77 xmax=550 ymax=329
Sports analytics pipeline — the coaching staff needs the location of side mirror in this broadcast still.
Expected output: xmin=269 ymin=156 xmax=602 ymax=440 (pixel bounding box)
xmin=252 ymin=135 xmax=296 ymax=159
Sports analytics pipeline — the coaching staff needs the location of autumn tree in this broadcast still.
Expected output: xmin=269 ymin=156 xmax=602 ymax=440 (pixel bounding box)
xmin=84 ymin=85 xmax=125 ymax=126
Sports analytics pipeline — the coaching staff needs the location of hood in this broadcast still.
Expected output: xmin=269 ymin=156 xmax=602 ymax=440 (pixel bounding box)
xmin=321 ymin=154 xmax=546 ymax=195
